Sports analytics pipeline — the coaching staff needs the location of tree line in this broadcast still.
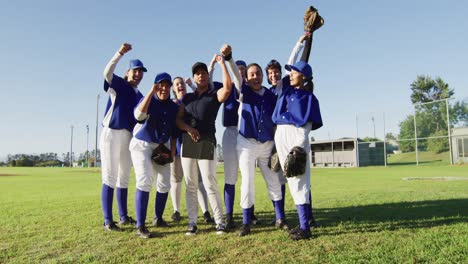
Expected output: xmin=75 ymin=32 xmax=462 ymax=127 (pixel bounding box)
xmin=4 ymin=150 xmax=101 ymax=167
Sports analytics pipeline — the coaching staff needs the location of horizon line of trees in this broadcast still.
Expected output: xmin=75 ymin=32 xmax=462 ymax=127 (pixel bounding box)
xmin=3 ymin=150 xmax=101 ymax=167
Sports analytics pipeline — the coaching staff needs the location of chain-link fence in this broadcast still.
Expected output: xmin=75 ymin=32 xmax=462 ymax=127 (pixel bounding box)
xmin=311 ymin=97 xmax=468 ymax=167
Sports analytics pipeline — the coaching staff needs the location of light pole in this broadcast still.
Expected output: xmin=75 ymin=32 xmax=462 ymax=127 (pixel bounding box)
xmin=95 ymin=94 xmax=100 ymax=167
xmin=371 ymin=116 xmax=376 ymax=139
xmin=70 ymin=125 xmax=74 ymax=168
xmin=86 ymin=125 xmax=89 ymax=167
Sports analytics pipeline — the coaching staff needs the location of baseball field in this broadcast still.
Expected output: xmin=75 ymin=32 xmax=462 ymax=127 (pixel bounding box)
xmin=1 ymin=165 xmax=467 ymax=263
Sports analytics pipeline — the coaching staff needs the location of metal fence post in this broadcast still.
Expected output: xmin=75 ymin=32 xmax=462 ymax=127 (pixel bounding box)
xmin=413 ymin=109 xmax=419 ymax=166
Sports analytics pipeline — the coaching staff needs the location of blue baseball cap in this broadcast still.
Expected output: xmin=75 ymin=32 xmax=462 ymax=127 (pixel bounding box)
xmin=154 ymin=72 xmax=172 ymax=85
xmin=128 ymin=59 xmax=147 ymax=72
xmin=285 ymin=61 xmax=312 ymax=79
xmin=235 ymin=60 xmax=247 ymax=67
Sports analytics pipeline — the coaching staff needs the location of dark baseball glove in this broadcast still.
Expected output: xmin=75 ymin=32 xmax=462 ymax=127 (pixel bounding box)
xmin=268 ymin=146 xmax=281 ymax=172
xmin=151 ymin=144 xmax=173 ymax=166
xmin=303 ymin=5 xmax=324 ymax=33
xmin=283 ymin=146 xmax=307 ymax=178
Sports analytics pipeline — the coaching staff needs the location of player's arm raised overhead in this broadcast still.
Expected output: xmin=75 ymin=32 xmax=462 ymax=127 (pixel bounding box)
xmin=286 ymin=33 xmax=310 ymax=68
xmin=220 ymin=44 xmax=242 ymax=93
xmin=103 ymin=43 xmax=132 ymax=85
xmin=215 ymin=55 xmax=233 ymax=103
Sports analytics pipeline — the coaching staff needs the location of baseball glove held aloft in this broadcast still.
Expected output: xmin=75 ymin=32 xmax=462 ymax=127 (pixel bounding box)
xmin=303 ymin=6 xmax=324 ymax=33
xmin=284 ymin=146 xmax=307 ymax=178
xmin=151 ymin=144 xmax=173 ymax=165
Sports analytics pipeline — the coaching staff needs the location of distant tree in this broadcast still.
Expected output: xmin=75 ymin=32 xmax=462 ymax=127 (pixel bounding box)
xmin=361 ymin=137 xmax=381 ymax=142
xmin=398 ymin=76 xmax=467 ymax=152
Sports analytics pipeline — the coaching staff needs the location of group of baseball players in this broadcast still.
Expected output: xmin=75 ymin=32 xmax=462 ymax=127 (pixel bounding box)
xmin=99 ymin=32 xmax=322 ymax=240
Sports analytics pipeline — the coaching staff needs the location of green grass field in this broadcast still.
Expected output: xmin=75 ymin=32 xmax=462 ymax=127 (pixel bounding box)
xmin=1 ymin=165 xmax=467 ymax=263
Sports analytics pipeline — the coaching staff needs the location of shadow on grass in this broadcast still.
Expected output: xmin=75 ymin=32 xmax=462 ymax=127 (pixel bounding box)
xmin=249 ymin=199 xmax=468 ymax=236
xmin=387 ymin=160 xmax=442 ymax=166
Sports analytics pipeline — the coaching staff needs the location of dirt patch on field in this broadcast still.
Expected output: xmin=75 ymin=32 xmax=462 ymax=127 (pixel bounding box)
xmin=403 ymin=177 xmax=468 ymax=181
xmin=66 ymin=170 xmax=100 ymax=174
xmin=0 ymin=174 xmax=23 ymax=177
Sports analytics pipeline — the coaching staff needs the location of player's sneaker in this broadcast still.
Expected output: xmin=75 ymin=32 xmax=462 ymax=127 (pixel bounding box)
xmin=275 ymin=218 xmax=289 ymax=230
xmin=136 ymin=226 xmax=151 ymax=239
xmin=215 ymin=223 xmax=226 ymax=235
xmin=203 ymin=211 xmax=214 ymax=223
xmin=171 ymin=211 xmax=181 ymax=222
xmin=238 ymin=224 xmax=251 ymax=237
xmin=118 ymin=216 xmax=136 ymax=226
xmin=289 ymin=228 xmax=312 ymax=240
xmin=185 ymin=223 xmax=198 ymax=236
xmin=103 ymin=222 xmax=121 ymax=232
xmin=153 ymin=218 xmax=169 ymax=227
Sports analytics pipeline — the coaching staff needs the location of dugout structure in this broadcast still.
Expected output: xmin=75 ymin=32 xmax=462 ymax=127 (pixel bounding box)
xmin=451 ymin=127 xmax=468 ymax=164
xmin=311 ymin=138 xmax=385 ymax=167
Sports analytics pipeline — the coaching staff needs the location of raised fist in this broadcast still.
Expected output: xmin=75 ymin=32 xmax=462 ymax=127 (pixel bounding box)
xmin=119 ymin=43 xmax=132 ymax=55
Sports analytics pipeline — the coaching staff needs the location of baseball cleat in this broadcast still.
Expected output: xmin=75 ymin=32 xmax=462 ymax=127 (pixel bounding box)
xmin=252 ymin=214 xmax=261 ymax=225
xmin=309 ymin=219 xmax=321 ymax=228
xmin=215 ymin=223 xmax=226 ymax=235
xmin=238 ymin=224 xmax=251 ymax=237
xmin=118 ymin=216 xmax=136 ymax=226
xmin=103 ymin=222 xmax=121 ymax=232
xmin=275 ymin=218 xmax=290 ymax=231
xmin=153 ymin=218 xmax=169 ymax=227
xmin=171 ymin=211 xmax=181 ymax=222
xmin=289 ymin=228 xmax=312 ymax=240
xmin=136 ymin=226 xmax=151 ymax=239
xmin=203 ymin=211 xmax=214 ymax=223
xmin=225 ymin=214 xmax=236 ymax=230
xmin=185 ymin=224 xmax=198 ymax=236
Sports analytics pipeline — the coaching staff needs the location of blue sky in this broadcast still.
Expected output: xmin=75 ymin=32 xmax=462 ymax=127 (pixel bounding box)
xmin=1 ymin=0 xmax=467 ymax=161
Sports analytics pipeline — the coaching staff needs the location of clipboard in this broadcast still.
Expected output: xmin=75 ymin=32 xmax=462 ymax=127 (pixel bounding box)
xmin=181 ymin=133 xmax=216 ymax=160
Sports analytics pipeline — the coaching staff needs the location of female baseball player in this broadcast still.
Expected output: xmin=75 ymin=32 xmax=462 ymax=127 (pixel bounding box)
xmin=222 ymin=45 xmax=287 ymax=236
xmin=282 ymin=33 xmax=321 ymax=228
xmin=176 ymin=55 xmax=232 ymax=235
xmin=272 ymin=53 xmax=323 ymax=240
xmin=130 ymin=72 xmax=179 ymax=238
xmin=100 ymin=43 xmax=144 ymax=231
xmin=207 ymin=57 xmax=260 ymax=229
xmin=170 ymin=77 xmax=213 ymax=224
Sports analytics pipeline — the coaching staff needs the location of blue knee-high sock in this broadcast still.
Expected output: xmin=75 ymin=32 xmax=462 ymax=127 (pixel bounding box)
xmin=297 ymin=204 xmax=310 ymax=231
xmin=280 ymin=184 xmax=286 ymax=216
xmin=273 ymin=200 xmax=286 ymax=220
xmin=155 ymin=191 xmax=169 ymax=219
xmin=116 ymin=188 xmax=128 ymax=220
xmin=135 ymin=189 xmax=149 ymax=228
xmin=242 ymin=206 xmax=253 ymax=225
xmin=101 ymin=184 xmax=114 ymax=225
xmin=308 ymin=192 xmax=314 ymax=221
xmin=272 ymin=184 xmax=286 ymax=213
xmin=224 ymin=184 xmax=235 ymax=215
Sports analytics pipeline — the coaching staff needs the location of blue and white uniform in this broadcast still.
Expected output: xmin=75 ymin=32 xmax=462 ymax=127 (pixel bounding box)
xmin=100 ymin=52 xmax=144 ymax=226
xmin=272 ymin=70 xmax=323 ymax=233
xmin=130 ymin=76 xmax=179 ymax=229
xmin=226 ymin=60 xmax=285 ymax=227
